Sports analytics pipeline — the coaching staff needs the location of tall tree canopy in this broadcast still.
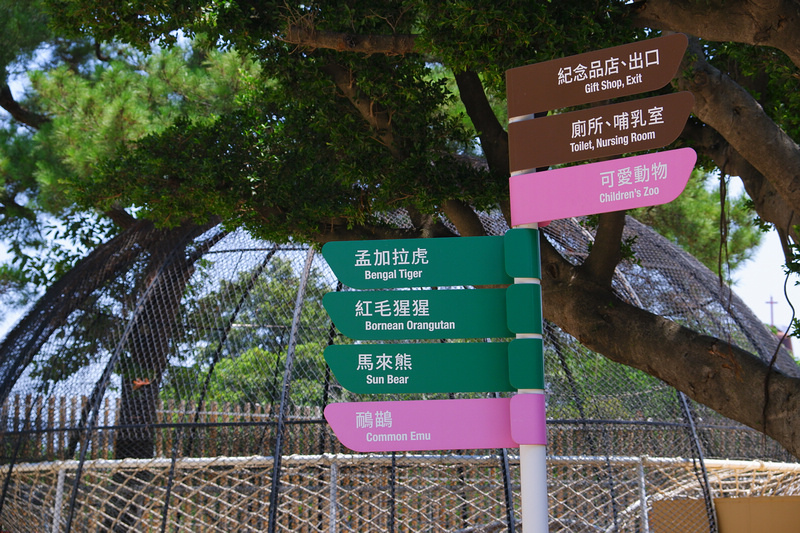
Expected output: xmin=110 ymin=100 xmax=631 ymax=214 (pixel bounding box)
xmin=2 ymin=0 xmax=800 ymax=457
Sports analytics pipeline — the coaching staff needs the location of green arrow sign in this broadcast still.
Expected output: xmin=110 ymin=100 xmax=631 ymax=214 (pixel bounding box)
xmin=322 ymin=234 xmax=530 ymax=289
xmin=323 ymin=288 xmax=515 ymax=340
xmin=323 ymin=229 xmax=542 ymax=289
xmin=325 ymin=343 xmax=515 ymax=394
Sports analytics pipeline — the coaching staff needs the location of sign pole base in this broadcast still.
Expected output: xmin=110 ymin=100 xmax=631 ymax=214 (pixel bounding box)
xmin=520 ymin=443 xmax=548 ymax=532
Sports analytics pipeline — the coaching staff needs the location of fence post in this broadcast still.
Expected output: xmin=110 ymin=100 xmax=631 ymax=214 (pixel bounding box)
xmin=52 ymin=465 xmax=66 ymax=532
xmin=47 ymin=397 xmax=55 ymax=458
xmin=329 ymin=460 xmax=338 ymax=533
xmin=267 ymin=247 xmax=316 ymax=533
xmin=637 ymin=458 xmax=649 ymax=533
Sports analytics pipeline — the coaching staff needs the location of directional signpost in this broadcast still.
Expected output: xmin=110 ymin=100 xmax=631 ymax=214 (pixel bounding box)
xmin=322 ymin=235 xmax=513 ymax=289
xmin=319 ymin=33 xmax=695 ymax=533
xmin=324 ymin=283 xmax=543 ymax=340
xmin=321 ymin=228 xmax=546 ymax=453
xmin=323 ymin=288 xmax=516 ymax=340
xmin=325 ymin=339 xmax=546 ymax=394
xmin=324 ymin=397 xmax=546 ymax=452
xmin=504 ymin=32 xmax=692 ymax=533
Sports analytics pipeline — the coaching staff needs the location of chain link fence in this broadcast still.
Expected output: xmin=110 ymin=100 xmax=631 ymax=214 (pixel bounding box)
xmin=0 ymin=212 xmax=796 ymax=531
xmin=2 ymin=455 xmax=800 ymax=532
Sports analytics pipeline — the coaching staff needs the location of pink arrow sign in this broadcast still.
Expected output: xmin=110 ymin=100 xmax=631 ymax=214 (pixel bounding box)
xmin=509 ymin=147 xmax=696 ymax=226
xmin=324 ymin=397 xmax=546 ymax=452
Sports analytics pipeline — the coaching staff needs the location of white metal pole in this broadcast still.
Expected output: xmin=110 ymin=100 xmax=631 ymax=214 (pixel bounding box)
xmin=520 ymin=443 xmax=548 ymax=532
xmin=512 ymin=222 xmax=549 ymax=533
xmin=52 ymin=465 xmax=65 ymax=532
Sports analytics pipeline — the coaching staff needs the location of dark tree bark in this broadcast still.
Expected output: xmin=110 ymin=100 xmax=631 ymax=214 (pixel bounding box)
xmin=631 ymin=0 xmax=800 ymax=68
xmin=114 ymin=222 xmax=224 ymax=459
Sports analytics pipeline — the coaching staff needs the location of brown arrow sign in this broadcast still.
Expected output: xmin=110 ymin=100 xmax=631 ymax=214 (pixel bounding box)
xmin=509 ymin=91 xmax=694 ymax=172
xmin=507 ymin=33 xmax=688 ymax=118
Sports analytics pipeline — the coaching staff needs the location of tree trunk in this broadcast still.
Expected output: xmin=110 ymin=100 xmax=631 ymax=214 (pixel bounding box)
xmin=539 ymin=233 xmax=800 ymax=459
xmin=114 ymin=222 xmax=223 ymax=459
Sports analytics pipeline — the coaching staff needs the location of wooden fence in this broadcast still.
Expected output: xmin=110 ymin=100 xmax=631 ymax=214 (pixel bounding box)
xmin=0 ymin=394 xmax=336 ymax=462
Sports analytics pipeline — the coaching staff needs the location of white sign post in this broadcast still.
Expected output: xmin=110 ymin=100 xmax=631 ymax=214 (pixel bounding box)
xmin=512 ymin=222 xmax=548 ymax=532
xmin=506 ymin=33 xmax=692 ymax=533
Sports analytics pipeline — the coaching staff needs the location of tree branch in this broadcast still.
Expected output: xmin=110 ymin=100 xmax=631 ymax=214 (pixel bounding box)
xmin=582 ymin=211 xmax=626 ymax=286
xmin=632 ymin=0 xmax=800 ymax=69
xmin=0 ymin=84 xmax=49 ymax=130
xmin=454 ymin=71 xmax=509 ymax=176
xmin=0 ymin=192 xmax=37 ymax=223
xmin=95 ymin=41 xmax=111 ymax=62
xmin=682 ymin=118 xmax=800 ymax=245
xmin=405 ymin=205 xmax=454 ymax=238
xmin=104 ymin=206 xmax=138 ymax=230
xmin=0 ymin=218 xmax=203 ymax=401
xmin=284 ymin=25 xmax=417 ymax=55
xmin=320 ymin=62 xmax=401 ymax=158
xmin=677 ymin=38 xmax=800 ymax=217
xmin=540 ymin=234 xmax=800 ymax=458
xmin=441 ymin=199 xmax=486 ymax=237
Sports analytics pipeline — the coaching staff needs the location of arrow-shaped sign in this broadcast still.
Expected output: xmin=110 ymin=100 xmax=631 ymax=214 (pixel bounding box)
xmin=322 ymin=235 xmax=515 ymax=289
xmin=325 ymin=343 xmax=514 ymax=394
xmin=324 ymin=288 xmax=511 ymax=340
xmin=507 ymin=33 xmax=688 ymax=117
xmin=509 ymin=147 xmax=697 ymax=226
xmin=509 ymin=92 xmax=694 ymax=172
xmin=324 ymin=396 xmax=546 ymax=452
xmin=324 ymin=285 xmax=542 ymax=340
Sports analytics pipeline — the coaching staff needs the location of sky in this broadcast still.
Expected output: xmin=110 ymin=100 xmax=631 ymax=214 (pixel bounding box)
xmin=0 ymin=308 xmax=16 ymax=338
xmin=733 ymin=227 xmax=799 ymax=333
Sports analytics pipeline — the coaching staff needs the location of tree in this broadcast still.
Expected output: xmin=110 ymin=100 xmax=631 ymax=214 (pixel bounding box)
xmin=0 ymin=11 xmax=263 ymax=459
xmin=161 ymin=256 xmax=337 ymax=408
xmin=3 ymin=0 xmax=800 ymax=459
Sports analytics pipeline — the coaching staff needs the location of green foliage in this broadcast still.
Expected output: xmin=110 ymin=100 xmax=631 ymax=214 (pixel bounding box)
xmin=0 ymin=0 xmax=51 ymax=76
xmin=89 ymin=52 xmax=497 ymax=241
xmin=30 ymin=1 xmax=641 ymax=236
xmin=43 ymin=0 xmax=285 ymax=51
xmin=31 ymin=46 xmax=262 ymax=187
xmin=0 ymin=263 xmax=35 ymax=306
xmin=0 ymin=127 xmax=117 ymax=302
xmin=706 ymin=41 xmax=800 ymax=140
xmin=0 ymin=43 xmax=262 ymax=289
xmin=165 ymin=344 xmax=331 ymax=407
xmin=161 ymin=256 xmax=337 ymax=406
xmin=416 ymin=0 xmax=639 ymax=94
xmin=5 ymin=0 xmax=743 ymax=256
xmin=0 ymin=129 xmax=41 ymax=240
xmin=0 ymin=1 xmax=773 ymax=324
